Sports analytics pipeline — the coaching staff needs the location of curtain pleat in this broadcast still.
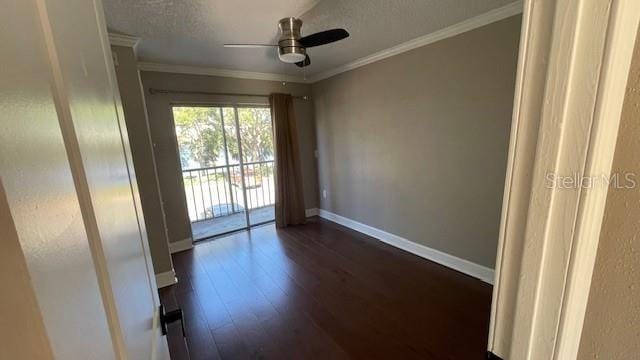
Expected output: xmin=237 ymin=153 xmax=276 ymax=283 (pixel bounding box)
xmin=270 ymin=93 xmax=306 ymax=227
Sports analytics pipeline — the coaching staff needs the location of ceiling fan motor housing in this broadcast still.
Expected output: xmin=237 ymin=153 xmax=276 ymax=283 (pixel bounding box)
xmin=278 ymin=17 xmax=306 ymax=63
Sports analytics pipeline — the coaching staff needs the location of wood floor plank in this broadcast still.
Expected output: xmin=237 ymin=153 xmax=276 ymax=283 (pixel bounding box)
xmin=174 ymin=288 xmax=222 ymax=360
xmin=294 ymin=220 xmax=493 ymax=358
xmin=275 ymin=227 xmax=445 ymax=358
xmin=255 ymin=228 xmax=431 ymax=359
xmin=161 ymin=218 xmax=493 ymax=360
xmin=210 ymin=233 xmax=349 ymax=360
xmin=191 ymin=247 xmax=265 ymax=360
xmin=215 ymin=227 xmax=426 ymax=359
xmin=229 ymin=235 xmax=375 ymax=358
xmin=284 ymin=224 xmax=488 ymax=353
xmin=288 ymin=220 xmax=493 ymax=358
xmin=202 ymin=246 xmax=292 ymax=360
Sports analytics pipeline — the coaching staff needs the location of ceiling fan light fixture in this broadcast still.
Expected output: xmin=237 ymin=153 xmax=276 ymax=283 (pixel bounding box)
xmin=224 ymin=16 xmax=348 ymax=68
xmin=278 ymin=46 xmax=306 ymax=63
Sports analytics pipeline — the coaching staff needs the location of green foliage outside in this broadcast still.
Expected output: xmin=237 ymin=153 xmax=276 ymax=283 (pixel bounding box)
xmin=173 ymin=107 xmax=223 ymax=168
xmin=174 ymin=106 xmax=275 ymax=188
xmin=237 ymin=107 xmax=274 ymax=163
xmin=173 ymin=106 xmax=274 ymax=169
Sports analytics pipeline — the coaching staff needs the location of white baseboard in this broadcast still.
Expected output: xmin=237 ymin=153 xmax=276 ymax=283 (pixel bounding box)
xmin=155 ymin=269 xmax=177 ymax=289
xmin=169 ymin=237 xmax=193 ymax=254
xmin=305 ymin=208 xmax=319 ymax=217
xmin=317 ymin=209 xmax=495 ymax=284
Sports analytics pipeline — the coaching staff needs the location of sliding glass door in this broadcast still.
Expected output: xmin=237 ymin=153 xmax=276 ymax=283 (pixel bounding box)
xmin=237 ymin=107 xmax=276 ymax=225
xmin=173 ymin=105 xmax=275 ymax=240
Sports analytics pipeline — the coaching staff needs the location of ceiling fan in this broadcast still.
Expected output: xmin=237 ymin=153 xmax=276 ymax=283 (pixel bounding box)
xmin=224 ymin=17 xmax=349 ymax=68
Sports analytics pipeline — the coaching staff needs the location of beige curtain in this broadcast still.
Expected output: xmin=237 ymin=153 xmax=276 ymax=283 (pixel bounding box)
xmin=270 ymin=93 xmax=306 ymax=227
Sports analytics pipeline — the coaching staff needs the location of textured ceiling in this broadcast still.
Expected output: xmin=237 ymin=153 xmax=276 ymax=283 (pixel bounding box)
xmin=103 ymin=0 xmax=517 ymax=77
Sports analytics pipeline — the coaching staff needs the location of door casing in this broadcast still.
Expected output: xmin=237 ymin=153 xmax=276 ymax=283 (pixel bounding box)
xmin=488 ymin=0 xmax=640 ymax=359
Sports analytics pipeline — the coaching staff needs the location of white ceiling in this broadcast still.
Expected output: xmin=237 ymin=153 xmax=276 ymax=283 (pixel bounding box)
xmin=103 ymin=0 xmax=518 ymax=77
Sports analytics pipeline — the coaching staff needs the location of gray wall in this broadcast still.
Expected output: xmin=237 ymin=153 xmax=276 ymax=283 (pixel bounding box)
xmin=112 ymin=45 xmax=173 ymax=274
xmin=312 ymin=15 xmax=521 ymax=268
xmin=140 ymin=71 xmax=319 ymax=244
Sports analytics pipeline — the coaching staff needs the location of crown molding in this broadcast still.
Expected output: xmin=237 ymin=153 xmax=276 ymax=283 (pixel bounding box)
xmin=108 ymin=33 xmax=140 ymax=49
xmin=137 ymin=62 xmax=308 ymax=83
xmin=307 ymin=1 xmax=523 ymax=83
xmin=133 ymin=1 xmax=522 ymax=84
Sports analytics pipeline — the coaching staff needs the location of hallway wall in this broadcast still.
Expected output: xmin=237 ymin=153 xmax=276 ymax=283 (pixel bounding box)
xmin=1 ymin=0 xmax=168 ymax=357
xmin=111 ymin=45 xmax=174 ymax=274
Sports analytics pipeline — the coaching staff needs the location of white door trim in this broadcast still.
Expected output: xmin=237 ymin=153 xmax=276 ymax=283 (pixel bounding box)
xmin=488 ymin=0 xmax=640 ymax=359
xmin=155 ymin=270 xmax=178 ymax=289
xmin=169 ymin=237 xmax=194 ymax=254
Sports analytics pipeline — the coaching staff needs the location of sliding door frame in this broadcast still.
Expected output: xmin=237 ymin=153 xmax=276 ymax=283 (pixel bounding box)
xmin=170 ymin=101 xmax=276 ymax=240
xmin=234 ymin=104 xmax=275 ymax=230
xmin=232 ymin=105 xmax=252 ymax=228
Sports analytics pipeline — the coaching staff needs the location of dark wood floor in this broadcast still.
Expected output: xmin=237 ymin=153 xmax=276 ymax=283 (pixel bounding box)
xmin=159 ymin=217 xmax=493 ymax=360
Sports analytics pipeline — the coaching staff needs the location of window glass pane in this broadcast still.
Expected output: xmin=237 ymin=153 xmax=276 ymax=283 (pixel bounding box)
xmin=173 ymin=106 xmax=226 ymax=169
xmin=222 ymin=107 xmax=239 ymax=165
xmin=172 ymin=105 xmax=275 ymax=239
xmin=237 ymin=107 xmax=274 ymax=163
xmin=237 ymin=107 xmax=275 ymax=225
xmin=173 ymin=106 xmax=248 ymax=239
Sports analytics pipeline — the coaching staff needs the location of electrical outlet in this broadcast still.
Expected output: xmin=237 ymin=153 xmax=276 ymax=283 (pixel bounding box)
xmin=322 ymin=189 xmax=327 ymax=199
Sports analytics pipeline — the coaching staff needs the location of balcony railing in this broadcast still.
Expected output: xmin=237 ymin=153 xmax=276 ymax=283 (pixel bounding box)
xmin=182 ymin=160 xmax=275 ymax=222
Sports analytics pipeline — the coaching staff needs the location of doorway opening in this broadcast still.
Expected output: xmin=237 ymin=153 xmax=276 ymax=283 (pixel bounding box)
xmin=173 ymin=105 xmax=275 ymax=240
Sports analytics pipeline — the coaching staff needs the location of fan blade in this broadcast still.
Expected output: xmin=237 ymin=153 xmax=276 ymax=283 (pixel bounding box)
xmin=299 ymin=29 xmax=349 ymax=48
xmin=223 ymin=44 xmax=278 ymax=48
xmin=295 ymin=54 xmax=311 ymax=68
